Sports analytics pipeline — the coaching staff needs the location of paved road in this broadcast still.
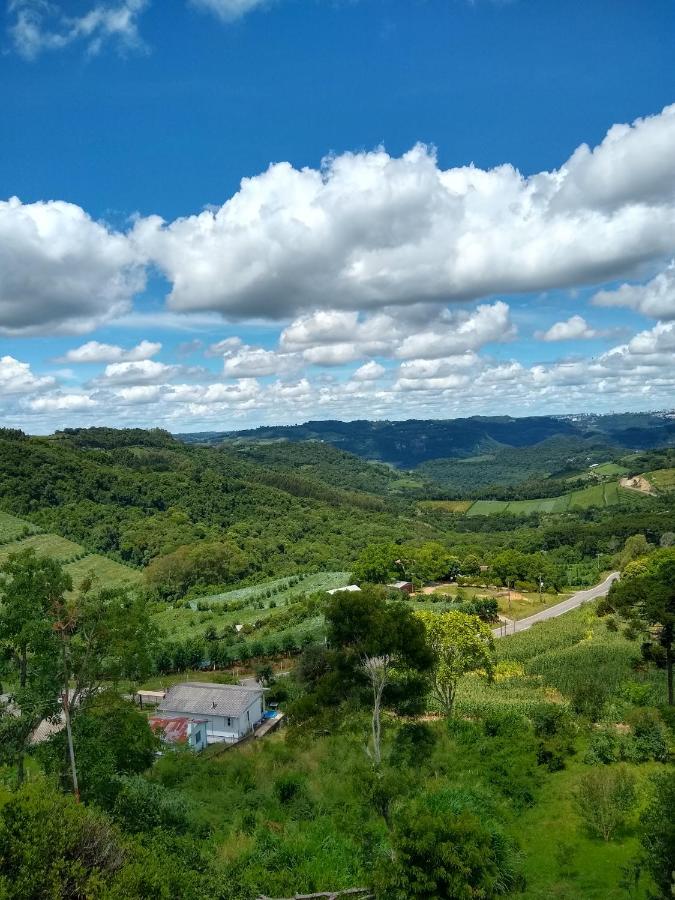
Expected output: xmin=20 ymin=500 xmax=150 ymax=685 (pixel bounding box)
xmin=492 ymin=572 xmax=620 ymax=639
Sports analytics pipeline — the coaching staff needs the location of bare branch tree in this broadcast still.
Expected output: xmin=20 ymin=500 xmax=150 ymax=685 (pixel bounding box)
xmin=361 ymin=654 xmax=392 ymax=766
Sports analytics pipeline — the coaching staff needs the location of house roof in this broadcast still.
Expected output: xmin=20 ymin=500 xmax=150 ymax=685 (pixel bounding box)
xmin=149 ymin=715 xmax=206 ymax=744
xmin=158 ymin=682 xmax=264 ymax=718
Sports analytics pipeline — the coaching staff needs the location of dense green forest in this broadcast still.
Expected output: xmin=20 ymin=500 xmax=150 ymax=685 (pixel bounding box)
xmin=0 ymin=423 xmax=674 ymax=899
xmin=179 ymin=411 xmax=675 ymax=467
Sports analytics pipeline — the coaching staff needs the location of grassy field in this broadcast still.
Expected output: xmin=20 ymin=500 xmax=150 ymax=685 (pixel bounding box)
xmin=0 ymin=511 xmax=141 ymax=591
xmin=145 ymin=602 xmax=667 ymax=900
xmin=422 ymin=582 xmax=568 ymax=620
xmin=0 ymin=510 xmax=40 ymax=544
xmin=0 ymin=532 xmax=85 ymax=564
xmin=65 ymin=553 xmax=143 ymax=591
xmin=464 ymin=481 xmax=637 ymax=516
xmin=647 ymin=467 xmax=675 ymax=491
xmin=591 ymin=461 xmax=629 ymax=476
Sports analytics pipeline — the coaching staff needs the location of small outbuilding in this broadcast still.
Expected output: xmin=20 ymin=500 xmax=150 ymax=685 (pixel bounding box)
xmin=387 ymin=580 xmax=414 ymax=595
xmin=149 ymin=716 xmax=208 ymax=752
xmin=326 ymin=584 xmax=362 ymax=595
xmin=158 ymin=682 xmax=265 ymax=744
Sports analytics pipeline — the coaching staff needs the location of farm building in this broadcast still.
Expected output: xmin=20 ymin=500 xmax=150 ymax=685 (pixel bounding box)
xmin=326 ymin=584 xmax=361 ymax=595
xmin=149 ymin=716 xmax=208 ymax=751
xmin=157 ymin=682 xmax=265 ymax=744
xmin=135 ymin=689 xmax=166 ymax=707
xmin=387 ymin=580 xmax=414 ymax=595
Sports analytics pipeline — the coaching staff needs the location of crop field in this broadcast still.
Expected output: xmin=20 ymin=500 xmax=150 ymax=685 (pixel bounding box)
xmin=463 ymin=481 xmax=637 ymax=516
xmin=417 ymin=499 xmax=474 ymax=514
xmin=648 ymin=467 xmax=675 ymax=490
xmin=154 ymin=571 xmax=350 ymax=642
xmin=455 ymin=604 xmax=664 ymax=718
xmin=0 ymin=509 xmax=39 ymax=544
xmin=591 ymin=461 xmax=629 ymax=476
xmin=0 ymin=532 xmax=85 ymax=565
xmin=65 ymin=554 xmax=143 ymax=591
xmin=0 ymin=510 xmax=141 ymax=591
xmin=196 ymin=571 xmax=350 ymax=606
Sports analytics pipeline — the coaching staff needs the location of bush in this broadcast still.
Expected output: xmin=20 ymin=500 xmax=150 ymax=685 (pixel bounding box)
xmin=574 ymin=765 xmax=637 ymax=841
xmin=584 ymin=728 xmax=619 ymax=765
xmin=391 ymin=722 xmax=437 ymax=767
xmin=373 ymin=793 xmax=522 ymax=898
xmin=621 ymin=708 xmax=669 ymax=763
xmin=112 ymin=776 xmax=193 ymax=834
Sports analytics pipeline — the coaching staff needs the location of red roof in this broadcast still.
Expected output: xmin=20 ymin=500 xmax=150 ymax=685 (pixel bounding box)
xmin=148 ymin=716 xmax=206 ymax=744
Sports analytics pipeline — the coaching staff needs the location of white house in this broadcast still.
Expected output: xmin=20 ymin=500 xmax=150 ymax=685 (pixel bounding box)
xmin=158 ymin=682 xmax=265 ymax=744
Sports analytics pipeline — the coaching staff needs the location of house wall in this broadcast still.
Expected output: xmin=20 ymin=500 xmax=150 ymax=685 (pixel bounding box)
xmin=188 ymin=721 xmax=208 ymax=751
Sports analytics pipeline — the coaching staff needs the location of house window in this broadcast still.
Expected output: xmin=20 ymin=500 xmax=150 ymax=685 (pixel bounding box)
xmin=226 ymin=717 xmax=231 ymax=727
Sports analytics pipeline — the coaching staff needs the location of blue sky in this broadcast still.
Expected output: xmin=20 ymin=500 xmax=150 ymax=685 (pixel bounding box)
xmin=1 ymin=0 xmax=674 ymax=433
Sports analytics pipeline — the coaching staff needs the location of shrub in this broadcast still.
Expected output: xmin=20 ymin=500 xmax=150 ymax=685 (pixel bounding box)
xmin=574 ymin=765 xmax=637 ymax=841
xmin=373 ymin=793 xmax=522 ymax=898
xmin=112 ymin=776 xmax=193 ymax=834
xmin=584 ymin=728 xmax=619 ymax=765
xmin=621 ymin=708 xmax=669 ymax=763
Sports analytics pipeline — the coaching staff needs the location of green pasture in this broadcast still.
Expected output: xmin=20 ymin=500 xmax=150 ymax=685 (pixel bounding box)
xmin=0 ymin=509 xmax=39 ymax=544
xmin=153 ymin=572 xmax=349 ymax=642
xmin=194 ymin=571 xmax=350 ymax=606
xmin=65 ymin=554 xmax=143 ymax=591
xmin=647 ymin=467 xmax=675 ymax=490
xmin=0 ymin=511 xmax=141 ymax=592
xmin=0 ymin=532 xmax=85 ymax=565
xmin=591 ymin=461 xmax=629 ymax=476
xmin=463 ymin=480 xmax=640 ymax=516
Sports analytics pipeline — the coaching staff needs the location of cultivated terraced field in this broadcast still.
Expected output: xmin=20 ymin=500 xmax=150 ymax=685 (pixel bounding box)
xmin=0 ymin=510 xmax=40 ymax=544
xmin=0 ymin=509 xmax=141 ymax=590
xmin=461 ymin=482 xmax=638 ymax=516
xmin=648 ymin=467 xmax=675 ymax=491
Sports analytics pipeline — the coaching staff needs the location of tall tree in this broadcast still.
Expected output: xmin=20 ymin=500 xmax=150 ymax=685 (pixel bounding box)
xmin=416 ymin=610 xmax=495 ymax=717
xmin=606 ymin=549 xmax=675 ymax=704
xmin=0 ymin=550 xmax=67 ymax=785
xmin=325 ymin=587 xmax=432 ymax=764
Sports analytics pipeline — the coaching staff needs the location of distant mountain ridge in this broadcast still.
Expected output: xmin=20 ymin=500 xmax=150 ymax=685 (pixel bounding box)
xmin=177 ymin=412 xmax=675 ymax=469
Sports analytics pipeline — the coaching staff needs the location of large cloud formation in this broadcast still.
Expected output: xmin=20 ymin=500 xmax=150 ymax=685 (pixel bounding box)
xmin=135 ymin=104 xmax=675 ymax=320
xmin=2 ymin=104 xmax=675 ymax=336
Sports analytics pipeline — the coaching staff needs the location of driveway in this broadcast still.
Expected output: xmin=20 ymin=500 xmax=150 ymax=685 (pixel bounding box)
xmin=492 ymin=572 xmax=619 ymax=638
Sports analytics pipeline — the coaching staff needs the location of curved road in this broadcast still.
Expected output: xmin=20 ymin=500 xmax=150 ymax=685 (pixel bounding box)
xmin=492 ymin=572 xmax=620 ymax=639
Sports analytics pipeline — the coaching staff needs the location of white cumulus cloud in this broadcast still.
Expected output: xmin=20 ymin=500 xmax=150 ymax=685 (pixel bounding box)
xmin=59 ymin=339 xmax=161 ymax=364
xmin=536 ymin=315 xmax=597 ymax=342
xmin=0 ymin=197 xmax=143 ymax=335
xmin=592 ymin=264 xmax=675 ymax=320
xmin=352 ymin=361 xmax=386 ymax=381
xmin=0 ymin=355 xmax=54 ymax=394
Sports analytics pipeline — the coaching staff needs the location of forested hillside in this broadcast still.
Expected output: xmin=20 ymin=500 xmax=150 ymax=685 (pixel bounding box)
xmin=179 ymin=411 xmax=675 ymax=467
xmin=1 ymin=424 xmax=675 ymax=899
